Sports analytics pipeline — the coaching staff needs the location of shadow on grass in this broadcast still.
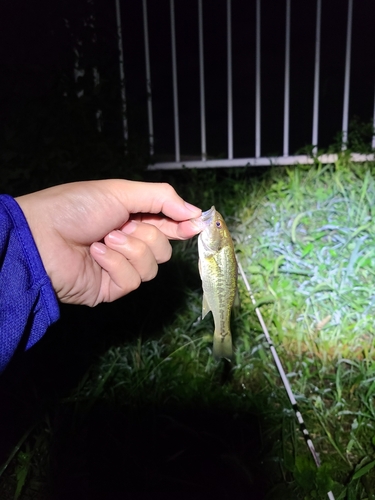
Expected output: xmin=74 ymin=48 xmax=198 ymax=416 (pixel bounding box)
xmin=0 ymin=251 xmax=276 ymax=499
xmin=49 ymin=399 xmax=268 ymax=500
xmin=0 ymin=255 xmax=199 ymax=466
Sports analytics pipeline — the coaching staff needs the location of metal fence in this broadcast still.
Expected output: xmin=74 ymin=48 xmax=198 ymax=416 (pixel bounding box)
xmin=116 ymin=0 xmax=375 ymax=169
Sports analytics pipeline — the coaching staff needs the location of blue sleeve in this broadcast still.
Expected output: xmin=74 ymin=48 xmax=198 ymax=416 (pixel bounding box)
xmin=0 ymin=195 xmax=60 ymax=372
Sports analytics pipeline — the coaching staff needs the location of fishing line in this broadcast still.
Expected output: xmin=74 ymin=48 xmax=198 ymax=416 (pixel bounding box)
xmin=237 ymin=259 xmax=335 ymax=500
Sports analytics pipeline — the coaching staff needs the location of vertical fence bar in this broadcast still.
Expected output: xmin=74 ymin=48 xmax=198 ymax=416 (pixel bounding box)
xmin=114 ymin=0 xmax=128 ymax=147
xmin=283 ymin=0 xmax=291 ymax=157
xmin=227 ymin=0 xmax=233 ymax=160
xmin=255 ymin=0 xmax=261 ymax=158
xmin=170 ymin=0 xmax=180 ymax=162
xmin=312 ymin=0 xmax=322 ymax=155
xmin=198 ymin=0 xmax=206 ymax=161
xmin=342 ymin=0 xmax=353 ymax=150
xmin=142 ymin=0 xmax=154 ymax=156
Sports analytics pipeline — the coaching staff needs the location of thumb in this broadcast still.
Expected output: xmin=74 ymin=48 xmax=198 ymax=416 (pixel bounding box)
xmin=110 ymin=179 xmax=202 ymax=221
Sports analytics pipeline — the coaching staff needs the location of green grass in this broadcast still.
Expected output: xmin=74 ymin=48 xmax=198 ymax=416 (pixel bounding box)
xmin=2 ymin=159 xmax=375 ymax=499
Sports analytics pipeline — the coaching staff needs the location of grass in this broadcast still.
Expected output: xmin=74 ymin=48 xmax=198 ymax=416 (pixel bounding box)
xmin=2 ymin=158 xmax=375 ymax=499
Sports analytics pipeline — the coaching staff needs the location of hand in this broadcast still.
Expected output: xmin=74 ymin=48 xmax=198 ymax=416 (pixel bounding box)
xmin=16 ymin=179 xmax=201 ymax=306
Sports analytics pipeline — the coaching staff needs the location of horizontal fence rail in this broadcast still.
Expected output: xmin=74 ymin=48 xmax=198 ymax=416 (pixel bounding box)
xmin=146 ymin=153 xmax=375 ymax=170
xmin=117 ymin=0 xmax=375 ymax=169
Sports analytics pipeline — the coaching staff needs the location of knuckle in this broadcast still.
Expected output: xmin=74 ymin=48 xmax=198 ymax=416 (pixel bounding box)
xmin=157 ymin=242 xmax=172 ymax=264
xmin=134 ymin=240 xmax=150 ymax=260
xmin=165 ymin=243 xmax=173 ymax=261
xmin=160 ymin=182 xmax=176 ymax=197
xmin=143 ymin=264 xmax=158 ymax=282
xmin=142 ymin=224 xmax=159 ymax=245
xmin=128 ymin=273 xmax=142 ymax=291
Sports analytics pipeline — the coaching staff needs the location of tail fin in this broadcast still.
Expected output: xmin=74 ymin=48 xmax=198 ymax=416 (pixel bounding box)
xmin=213 ymin=331 xmax=233 ymax=361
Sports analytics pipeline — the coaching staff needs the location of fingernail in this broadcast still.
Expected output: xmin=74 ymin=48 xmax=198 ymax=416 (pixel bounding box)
xmin=122 ymin=221 xmax=138 ymax=234
xmin=107 ymin=230 xmax=128 ymax=243
xmin=91 ymin=242 xmax=106 ymax=254
xmin=184 ymin=201 xmax=201 ymax=215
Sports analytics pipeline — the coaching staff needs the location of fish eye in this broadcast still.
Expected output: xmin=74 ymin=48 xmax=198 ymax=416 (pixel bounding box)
xmin=215 ymin=220 xmax=222 ymax=228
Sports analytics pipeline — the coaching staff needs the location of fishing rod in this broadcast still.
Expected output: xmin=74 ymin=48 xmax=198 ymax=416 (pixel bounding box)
xmin=237 ymin=259 xmax=335 ymax=500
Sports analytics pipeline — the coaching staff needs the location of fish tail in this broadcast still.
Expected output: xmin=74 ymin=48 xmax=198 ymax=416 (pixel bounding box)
xmin=213 ymin=330 xmax=233 ymax=361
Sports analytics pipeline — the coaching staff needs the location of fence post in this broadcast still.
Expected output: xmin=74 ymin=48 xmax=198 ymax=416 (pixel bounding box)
xmin=283 ymin=0 xmax=291 ymax=157
xmin=227 ymin=0 xmax=233 ymax=160
xmin=198 ymin=0 xmax=207 ymax=161
xmin=114 ymin=0 xmax=128 ymax=150
xmin=342 ymin=0 xmax=353 ymax=150
xmin=170 ymin=0 xmax=180 ymax=162
xmin=312 ymin=0 xmax=322 ymax=155
xmin=255 ymin=0 xmax=261 ymax=159
xmin=142 ymin=0 xmax=154 ymax=156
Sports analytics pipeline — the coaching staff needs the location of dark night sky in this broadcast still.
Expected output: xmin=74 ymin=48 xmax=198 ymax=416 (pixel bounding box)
xmin=1 ymin=0 xmax=374 ymax=158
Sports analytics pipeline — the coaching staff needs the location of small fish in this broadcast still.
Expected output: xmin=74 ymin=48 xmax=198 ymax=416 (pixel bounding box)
xmin=192 ymin=206 xmax=238 ymax=360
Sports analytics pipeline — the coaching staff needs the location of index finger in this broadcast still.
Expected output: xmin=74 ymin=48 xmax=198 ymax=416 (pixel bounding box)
xmin=124 ymin=215 xmax=202 ymax=240
xmin=109 ymin=179 xmax=202 ymax=221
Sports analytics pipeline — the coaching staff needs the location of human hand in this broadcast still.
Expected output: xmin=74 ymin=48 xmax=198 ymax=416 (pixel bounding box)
xmin=16 ymin=179 xmax=201 ymax=306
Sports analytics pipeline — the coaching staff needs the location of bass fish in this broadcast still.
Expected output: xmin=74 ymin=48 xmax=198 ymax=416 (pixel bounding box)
xmin=192 ymin=206 xmax=238 ymax=360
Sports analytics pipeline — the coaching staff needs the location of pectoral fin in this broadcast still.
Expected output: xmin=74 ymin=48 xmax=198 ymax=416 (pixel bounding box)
xmin=202 ymin=293 xmax=211 ymax=319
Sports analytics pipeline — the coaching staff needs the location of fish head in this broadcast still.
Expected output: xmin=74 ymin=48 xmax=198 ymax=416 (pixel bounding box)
xmin=192 ymin=206 xmax=233 ymax=254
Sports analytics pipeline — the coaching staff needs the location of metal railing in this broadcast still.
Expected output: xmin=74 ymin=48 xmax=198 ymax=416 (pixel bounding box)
xmin=116 ymin=0 xmax=375 ymax=169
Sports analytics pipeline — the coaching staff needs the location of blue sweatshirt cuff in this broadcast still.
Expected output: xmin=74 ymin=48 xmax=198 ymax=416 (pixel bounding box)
xmin=0 ymin=195 xmax=60 ymax=372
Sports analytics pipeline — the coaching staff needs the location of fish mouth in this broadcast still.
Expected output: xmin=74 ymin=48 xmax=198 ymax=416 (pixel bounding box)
xmin=190 ymin=206 xmax=215 ymax=232
xmin=201 ymin=206 xmax=215 ymax=222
